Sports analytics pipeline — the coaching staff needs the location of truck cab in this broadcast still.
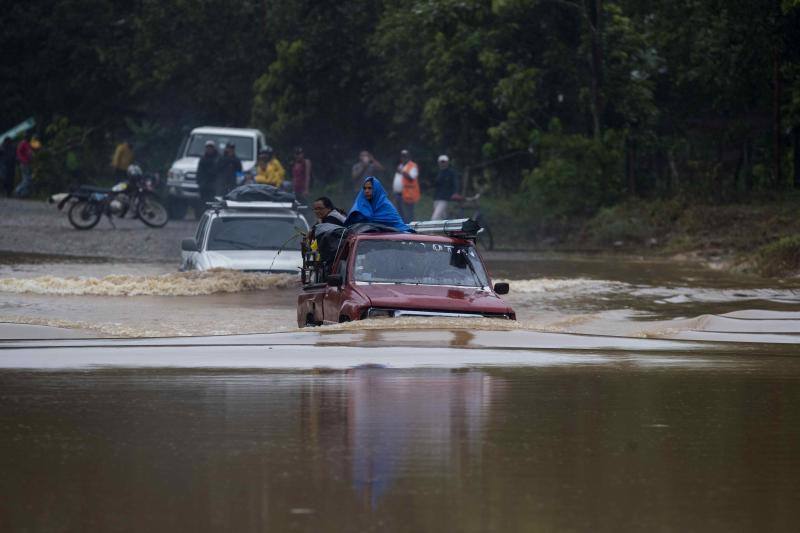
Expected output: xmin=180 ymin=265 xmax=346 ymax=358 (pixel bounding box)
xmin=166 ymin=126 xmax=267 ymax=219
xmin=297 ymin=221 xmax=514 ymax=327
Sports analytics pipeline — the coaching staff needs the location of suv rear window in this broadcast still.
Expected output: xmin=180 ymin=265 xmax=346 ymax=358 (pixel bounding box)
xmin=207 ymin=217 xmax=301 ymax=251
xmin=186 ymin=134 xmax=254 ymax=160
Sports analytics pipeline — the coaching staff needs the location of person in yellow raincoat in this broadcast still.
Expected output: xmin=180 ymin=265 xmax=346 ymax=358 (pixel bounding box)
xmin=253 ymin=147 xmax=285 ymax=187
xmin=111 ymin=139 xmax=134 ymax=181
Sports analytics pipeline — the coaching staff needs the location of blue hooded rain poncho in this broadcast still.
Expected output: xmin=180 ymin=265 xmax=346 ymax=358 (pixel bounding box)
xmin=345 ymin=176 xmax=411 ymax=232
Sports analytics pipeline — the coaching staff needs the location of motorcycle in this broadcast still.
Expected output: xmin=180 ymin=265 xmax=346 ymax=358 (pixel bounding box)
xmin=55 ymin=165 xmax=169 ymax=230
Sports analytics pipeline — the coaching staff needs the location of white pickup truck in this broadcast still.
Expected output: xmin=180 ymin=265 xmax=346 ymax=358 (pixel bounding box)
xmin=166 ymin=126 xmax=268 ymax=219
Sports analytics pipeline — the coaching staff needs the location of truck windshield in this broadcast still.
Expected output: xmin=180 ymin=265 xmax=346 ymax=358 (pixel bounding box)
xmin=353 ymin=240 xmax=489 ymax=287
xmin=206 ymin=217 xmax=301 ymax=251
xmin=186 ymin=134 xmax=254 ymax=160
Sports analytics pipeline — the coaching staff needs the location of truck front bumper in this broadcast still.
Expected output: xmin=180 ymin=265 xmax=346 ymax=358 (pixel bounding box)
xmin=365 ymin=308 xmax=515 ymax=319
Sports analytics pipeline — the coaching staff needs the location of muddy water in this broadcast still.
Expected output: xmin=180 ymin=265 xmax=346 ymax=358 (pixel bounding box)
xmin=3 ymin=252 xmax=799 ymax=339
xmin=2 ymin=252 xmax=800 ymax=531
xmin=2 ymin=355 xmax=800 ymax=532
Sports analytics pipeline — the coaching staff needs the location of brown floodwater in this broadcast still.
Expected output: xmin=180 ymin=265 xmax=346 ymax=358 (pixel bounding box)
xmin=1 ymin=335 xmax=799 ymax=532
xmin=1 ymin=252 xmax=800 ymax=338
xmin=2 ymin=252 xmax=800 ymax=531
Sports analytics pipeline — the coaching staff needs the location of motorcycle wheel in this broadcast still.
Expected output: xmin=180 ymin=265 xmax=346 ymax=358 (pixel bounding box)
xmin=136 ymin=193 xmax=169 ymax=228
xmin=67 ymin=200 xmax=102 ymax=230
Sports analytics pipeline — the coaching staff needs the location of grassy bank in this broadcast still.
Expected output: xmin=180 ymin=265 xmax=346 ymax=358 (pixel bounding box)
xmin=473 ymin=194 xmax=800 ymax=278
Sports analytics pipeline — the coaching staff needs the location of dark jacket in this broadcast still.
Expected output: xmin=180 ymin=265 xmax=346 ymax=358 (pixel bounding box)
xmin=196 ymin=151 xmax=219 ymax=190
xmin=434 ymin=167 xmax=459 ymax=201
xmin=321 ymin=209 xmax=347 ymax=226
xmin=215 ymin=154 xmax=242 ymax=195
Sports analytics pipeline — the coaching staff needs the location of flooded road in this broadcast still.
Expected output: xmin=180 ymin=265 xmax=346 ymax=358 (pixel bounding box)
xmin=2 ymin=346 xmax=800 ymax=532
xmin=2 ymin=251 xmax=799 ymax=340
xmin=2 ymin=244 xmax=800 ymax=531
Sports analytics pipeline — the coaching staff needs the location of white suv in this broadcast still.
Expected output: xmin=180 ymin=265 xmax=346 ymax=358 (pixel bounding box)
xmin=180 ymin=203 xmax=309 ymax=274
xmin=166 ymin=126 xmax=267 ymax=219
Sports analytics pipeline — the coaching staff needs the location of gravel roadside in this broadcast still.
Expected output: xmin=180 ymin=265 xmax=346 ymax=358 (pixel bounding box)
xmin=0 ymin=197 xmax=196 ymax=262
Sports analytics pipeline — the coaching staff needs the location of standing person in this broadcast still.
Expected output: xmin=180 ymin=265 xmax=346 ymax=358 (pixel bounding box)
xmin=1 ymin=137 xmax=16 ymax=197
xmin=312 ymin=196 xmax=346 ymax=225
xmin=253 ymin=147 xmax=285 ymax=187
xmin=291 ymin=147 xmax=312 ymax=202
xmin=431 ymin=154 xmax=460 ymax=220
xmin=351 ymin=150 xmax=384 ymax=192
xmin=111 ymin=138 xmax=134 ymax=181
xmin=196 ymin=140 xmax=219 ymax=204
xmin=13 ymin=133 xmax=34 ymax=198
xmin=392 ymin=149 xmax=420 ymax=223
xmin=216 ymin=143 xmax=242 ymax=196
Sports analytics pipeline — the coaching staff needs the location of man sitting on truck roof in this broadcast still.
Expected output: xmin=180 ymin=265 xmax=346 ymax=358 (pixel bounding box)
xmin=345 ymin=176 xmax=411 ymax=232
xmin=313 ymin=196 xmax=346 ymax=225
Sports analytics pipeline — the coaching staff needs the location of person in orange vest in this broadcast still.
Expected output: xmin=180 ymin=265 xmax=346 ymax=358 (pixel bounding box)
xmin=391 ymin=148 xmax=420 ymax=223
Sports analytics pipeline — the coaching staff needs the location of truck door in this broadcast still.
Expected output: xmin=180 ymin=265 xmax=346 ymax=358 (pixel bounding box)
xmin=323 ymin=245 xmax=349 ymax=323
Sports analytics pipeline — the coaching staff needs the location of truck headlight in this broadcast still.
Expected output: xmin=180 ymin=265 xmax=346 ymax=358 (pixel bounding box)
xmin=168 ymin=169 xmax=184 ymax=180
xmin=366 ymin=308 xmax=395 ymax=319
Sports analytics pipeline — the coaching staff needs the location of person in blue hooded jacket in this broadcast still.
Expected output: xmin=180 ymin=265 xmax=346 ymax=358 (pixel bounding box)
xmin=345 ymin=176 xmax=411 ymax=232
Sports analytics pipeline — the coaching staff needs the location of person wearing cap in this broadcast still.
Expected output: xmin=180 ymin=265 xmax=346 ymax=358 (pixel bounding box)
xmin=431 ymin=154 xmax=460 ymax=220
xmin=196 ymin=140 xmax=219 ymax=204
xmin=392 ymin=148 xmax=420 ymax=223
xmin=216 ymin=142 xmax=242 ymax=196
xmin=253 ymin=146 xmax=285 ymax=187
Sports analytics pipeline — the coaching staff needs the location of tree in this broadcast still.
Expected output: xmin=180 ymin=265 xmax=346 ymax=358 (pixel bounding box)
xmin=251 ymin=0 xmax=385 ymax=178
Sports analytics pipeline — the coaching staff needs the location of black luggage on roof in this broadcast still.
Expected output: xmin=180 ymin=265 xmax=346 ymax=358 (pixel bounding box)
xmin=224 ymin=183 xmax=296 ymax=203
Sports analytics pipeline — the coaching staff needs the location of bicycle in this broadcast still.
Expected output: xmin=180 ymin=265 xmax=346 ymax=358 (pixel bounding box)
xmin=452 ymin=192 xmax=494 ymax=251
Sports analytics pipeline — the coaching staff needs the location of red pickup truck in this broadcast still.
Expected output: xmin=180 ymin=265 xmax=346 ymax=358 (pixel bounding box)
xmin=297 ymin=229 xmax=515 ymax=327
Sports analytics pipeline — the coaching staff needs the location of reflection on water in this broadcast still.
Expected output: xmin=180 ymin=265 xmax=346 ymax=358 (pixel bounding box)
xmin=344 ymin=369 xmax=493 ymax=508
xmin=2 ymin=364 xmax=799 ymax=532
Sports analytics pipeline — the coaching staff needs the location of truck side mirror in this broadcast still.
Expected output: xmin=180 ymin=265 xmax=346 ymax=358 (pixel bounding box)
xmin=493 ymin=282 xmax=509 ymax=295
xmin=327 ymin=274 xmax=343 ymax=288
xmin=181 ymin=238 xmax=198 ymax=252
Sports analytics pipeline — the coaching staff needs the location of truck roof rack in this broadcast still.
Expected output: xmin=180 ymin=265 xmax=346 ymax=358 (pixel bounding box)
xmin=407 ymin=218 xmax=483 ymax=239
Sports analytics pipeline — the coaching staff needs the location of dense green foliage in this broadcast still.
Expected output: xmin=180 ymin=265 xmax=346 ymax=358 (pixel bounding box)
xmin=2 ymin=0 xmax=799 ymax=217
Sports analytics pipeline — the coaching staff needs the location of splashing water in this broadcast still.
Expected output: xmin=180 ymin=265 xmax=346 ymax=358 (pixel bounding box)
xmin=0 ymin=269 xmax=299 ymax=296
xmin=497 ymin=277 xmax=628 ymax=295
